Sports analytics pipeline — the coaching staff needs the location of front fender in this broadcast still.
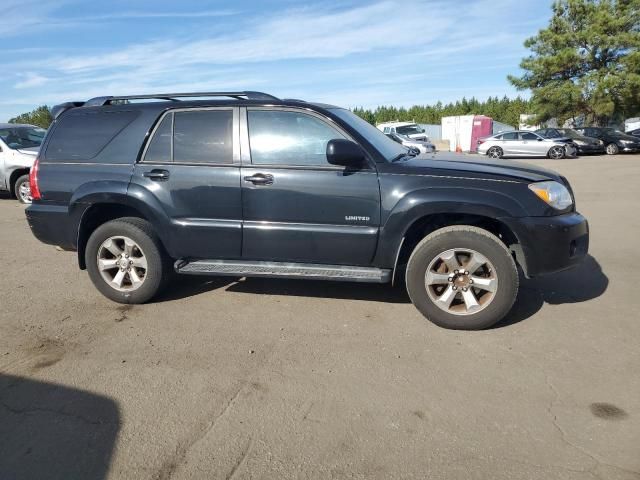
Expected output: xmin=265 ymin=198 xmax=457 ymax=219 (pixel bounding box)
xmin=374 ymin=186 xmax=528 ymax=267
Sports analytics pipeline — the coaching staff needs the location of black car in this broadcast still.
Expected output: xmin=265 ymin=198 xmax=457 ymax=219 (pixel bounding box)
xmin=536 ymin=128 xmax=605 ymax=155
xmin=574 ymin=127 xmax=640 ymax=155
xmin=25 ymin=91 xmax=589 ymax=330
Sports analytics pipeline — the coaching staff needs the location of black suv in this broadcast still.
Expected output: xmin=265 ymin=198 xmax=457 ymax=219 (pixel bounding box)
xmin=574 ymin=127 xmax=640 ymax=155
xmin=26 ymin=91 xmax=589 ymax=330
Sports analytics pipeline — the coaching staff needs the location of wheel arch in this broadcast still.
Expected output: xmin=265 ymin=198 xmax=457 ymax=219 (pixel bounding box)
xmin=74 ymin=196 xmax=171 ymax=270
xmin=390 ymin=212 xmax=522 ymax=285
xmin=9 ymin=168 xmax=30 ymax=197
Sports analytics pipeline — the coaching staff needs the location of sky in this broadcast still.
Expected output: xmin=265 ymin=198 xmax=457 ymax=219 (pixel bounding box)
xmin=1 ymin=0 xmax=554 ymax=121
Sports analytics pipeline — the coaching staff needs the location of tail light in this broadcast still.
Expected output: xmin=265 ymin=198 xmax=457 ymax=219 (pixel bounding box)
xmin=29 ymin=157 xmax=42 ymax=201
xmin=477 ymin=138 xmax=486 ymax=145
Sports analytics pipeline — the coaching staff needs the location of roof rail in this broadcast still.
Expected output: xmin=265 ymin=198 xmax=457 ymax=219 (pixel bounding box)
xmin=85 ymin=91 xmax=280 ymax=106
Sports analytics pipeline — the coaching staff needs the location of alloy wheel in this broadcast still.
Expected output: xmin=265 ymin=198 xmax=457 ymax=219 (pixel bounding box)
xmin=487 ymin=147 xmax=502 ymax=158
xmin=425 ymin=248 xmax=498 ymax=316
xmin=97 ymin=236 xmax=148 ymax=291
xmin=549 ymin=146 xmax=565 ymax=159
xmin=18 ymin=182 xmax=32 ymax=203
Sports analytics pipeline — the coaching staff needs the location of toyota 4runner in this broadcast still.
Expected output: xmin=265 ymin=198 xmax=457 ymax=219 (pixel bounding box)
xmin=26 ymin=91 xmax=589 ymax=330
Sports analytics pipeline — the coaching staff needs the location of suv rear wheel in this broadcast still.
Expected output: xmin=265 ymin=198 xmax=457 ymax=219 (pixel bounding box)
xmin=406 ymin=226 xmax=518 ymax=330
xmin=85 ymin=217 xmax=169 ymax=304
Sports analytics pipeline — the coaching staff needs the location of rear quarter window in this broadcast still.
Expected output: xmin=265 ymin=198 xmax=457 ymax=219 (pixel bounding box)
xmin=45 ymin=110 xmax=138 ymax=161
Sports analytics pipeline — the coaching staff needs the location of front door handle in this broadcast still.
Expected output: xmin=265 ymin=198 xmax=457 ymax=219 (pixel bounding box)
xmin=143 ymin=169 xmax=170 ymax=181
xmin=244 ymin=173 xmax=274 ymax=185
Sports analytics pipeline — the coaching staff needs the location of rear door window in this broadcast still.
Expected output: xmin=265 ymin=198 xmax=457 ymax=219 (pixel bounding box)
xmin=501 ymin=132 xmax=518 ymax=140
xmin=174 ymin=110 xmax=233 ymax=164
xmin=46 ymin=111 xmax=138 ymax=161
xmin=143 ymin=109 xmax=234 ymax=164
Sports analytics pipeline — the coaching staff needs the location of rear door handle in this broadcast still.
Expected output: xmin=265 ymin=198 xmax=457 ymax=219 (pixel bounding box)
xmin=244 ymin=173 xmax=274 ymax=185
xmin=143 ymin=169 xmax=170 ymax=181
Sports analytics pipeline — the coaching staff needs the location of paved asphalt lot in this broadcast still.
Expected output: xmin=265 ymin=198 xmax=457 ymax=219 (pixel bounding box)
xmin=1 ymin=154 xmax=639 ymax=480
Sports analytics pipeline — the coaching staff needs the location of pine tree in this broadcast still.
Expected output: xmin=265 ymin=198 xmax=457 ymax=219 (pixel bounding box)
xmin=509 ymin=0 xmax=640 ymax=126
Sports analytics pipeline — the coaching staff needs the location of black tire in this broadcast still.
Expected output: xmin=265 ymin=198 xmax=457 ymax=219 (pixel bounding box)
xmin=405 ymin=226 xmax=518 ymax=330
xmin=487 ymin=146 xmax=503 ymax=159
xmin=605 ymin=143 xmax=619 ymax=155
xmin=85 ymin=217 xmax=170 ymax=304
xmin=13 ymin=174 xmax=32 ymax=204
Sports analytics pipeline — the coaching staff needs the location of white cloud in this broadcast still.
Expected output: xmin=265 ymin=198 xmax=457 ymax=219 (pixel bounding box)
xmin=14 ymin=73 xmax=50 ymax=89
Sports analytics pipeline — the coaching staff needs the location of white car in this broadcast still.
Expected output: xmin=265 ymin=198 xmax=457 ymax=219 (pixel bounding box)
xmin=384 ymin=132 xmax=435 ymax=154
xmin=377 ymin=121 xmax=429 ymax=141
xmin=0 ymin=123 xmax=45 ymax=203
xmin=477 ymin=130 xmax=577 ymax=159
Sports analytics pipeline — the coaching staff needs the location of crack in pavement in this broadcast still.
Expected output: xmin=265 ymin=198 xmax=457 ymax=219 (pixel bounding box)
xmin=153 ymin=382 xmax=247 ymax=480
xmin=225 ymin=437 xmax=254 ymax=480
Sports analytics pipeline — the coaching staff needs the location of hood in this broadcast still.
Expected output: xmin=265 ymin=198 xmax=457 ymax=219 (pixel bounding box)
xmin=16 ymin=147 xmax=39 ymax=156
xmin=612 ymin=133 xmax=640 ymax=142
xmin=394 ymin=152 xmax=561 ymax=183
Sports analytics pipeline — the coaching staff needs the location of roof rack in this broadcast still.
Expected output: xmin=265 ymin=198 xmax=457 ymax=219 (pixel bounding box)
xmin=84 ymin=91 xmax=280 ymax=106
xmin=51 ymin=91 xmax=281 ymax=120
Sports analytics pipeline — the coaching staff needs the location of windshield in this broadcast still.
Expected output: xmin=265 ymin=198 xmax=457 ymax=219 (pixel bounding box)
xmin=396 ymin=124 xmax=424 ymax=135
xmin=0 ymin=126 xmax=46 ymax=149
xmin=330 ymin=109 xmax=407 ymax=161
xmin=557 ymin=129 xmax=580 ymax=139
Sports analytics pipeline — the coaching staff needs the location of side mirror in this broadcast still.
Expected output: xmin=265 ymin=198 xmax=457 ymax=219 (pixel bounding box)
xmin=326 ymin=139 xmax=365 ymax=167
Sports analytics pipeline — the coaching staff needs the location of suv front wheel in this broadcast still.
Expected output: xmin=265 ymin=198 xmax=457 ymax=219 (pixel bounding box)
xmin=406 ymin=226 xmax=518 ymax=330
xmin=85 ymin=217 xmax=169 ymax=304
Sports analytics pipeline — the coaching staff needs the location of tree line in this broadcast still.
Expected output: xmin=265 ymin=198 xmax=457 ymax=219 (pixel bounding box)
xmin=352 ymin=96 xmax=531 ymax=127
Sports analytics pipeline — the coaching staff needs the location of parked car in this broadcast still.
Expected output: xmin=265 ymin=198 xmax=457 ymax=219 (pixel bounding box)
xmin=26 ymin=91 xmax=588 ymax=330
xmin=536 ymin=128 xmax=605 ymax=155
xmin=377 ymin=121 xmax=429 ymax=141
xmin=385 ymin=132 xmax=435 ymax=154
xmin=477 ymin=130 xmax=577 ymax=159
xmin=573 ymin=127 xmax=640 ymax=155
xmin=625 ymin=128 xmax=640 ymax=138
xmin=0 ymin=123 xmax=45 ymax=203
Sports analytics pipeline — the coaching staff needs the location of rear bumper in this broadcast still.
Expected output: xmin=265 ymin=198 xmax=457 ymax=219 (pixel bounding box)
xmin=25 ymin=202 xmax=76 ymax=249
xmin=501 ymin=212 xmax=589 ymax=277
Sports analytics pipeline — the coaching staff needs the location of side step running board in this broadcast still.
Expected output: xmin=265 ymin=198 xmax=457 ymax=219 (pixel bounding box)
xmin=175 ymin=259 xmax=391 ymax=283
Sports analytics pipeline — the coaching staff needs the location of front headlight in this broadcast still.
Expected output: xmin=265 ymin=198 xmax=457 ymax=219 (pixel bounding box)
xmin=528 ymin=181 xmax=573 ymax=210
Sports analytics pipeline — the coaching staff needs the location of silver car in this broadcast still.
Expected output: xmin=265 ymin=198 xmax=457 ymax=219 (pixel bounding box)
xmin=385 ymin=132 xmax=436 ymax=154
xmin=477 ymin=130 xmax=577 ymax=159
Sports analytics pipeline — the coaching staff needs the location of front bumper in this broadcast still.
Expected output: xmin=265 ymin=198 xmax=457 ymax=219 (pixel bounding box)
xmin=621 ymin=145 xmax=640 ymax=153
xmin=501 ymin=212 xmax=589 ymax=277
